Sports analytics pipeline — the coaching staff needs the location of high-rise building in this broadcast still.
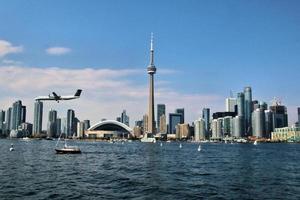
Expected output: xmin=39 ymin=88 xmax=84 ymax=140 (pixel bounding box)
xmin=211 ymin=119 xmax=218 ymax=138
xmin=159 ymin=114 xmax=167 ymax=134
xmin=252 ymin=108 xmax=265 ymax=138
xmin=237 ymin=92 xmax=245 ymax=117
xmin=67 ymin=109 xmax=75 ymax=137
xmin=11 ymin=100 xmax=23 ymax=130
xmin=21 ymin=105 xmax=26 ymax=123
xmin=143 ymin=114 xmax=149 ymax=134
xmin=225 ymin=98 xmax=237 ymax=112
xmin=223 ymin=116 xmax=233 ymax=136
xmin=194 ymin=118 xmax=206 ymax=141
xmin=83 ymin=120 xmax=90 ymax=131
xmin=0 ymin=110 xmax=5 ymax=135
xmin=244 ymin=87 xmax=252 ymax=136
xmin=77 ymin=121 xmax=85 ymax=138
xmin=47 ymin=109 xmax=57 ymax=138
xmin=56 ymin=118 xmax=62 ymax=137
xmin=121 ymin=110 xmax=129 ymax=126
xmin=216 ymin=118 xmax=223 ymax=138
xmin=298 ymin=107 xmax=300 ymax=124
xmin=202 ymin=108 xmax=210 ymax=138
xmin=175 ymin=123 xmax=190 ymax=139
xmin=232 ymin=115 xmax=244 ymax=138
xmin=265 ymin=110 xmax=273 ymax=138
xmin=157 ymin=104 xmax=165 ymax=132
xmin=169 ymin=113 xmax=182 ymax=134
xmin=33 ymin=101 xmax=43 ymax=137
xmin=175 ymin=108 xmax=185 ymax=124
xmin=147 ymin=33 xmax=157 ymax=135
xmin=269 ymin=102 xmax=288 ymax=129
xmin=5 ymin=107 xmax=12 ymax=133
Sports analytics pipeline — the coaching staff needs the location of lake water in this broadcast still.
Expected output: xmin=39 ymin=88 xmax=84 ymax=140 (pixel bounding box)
xmin=0 ymin=139 xmax=299 ymax=200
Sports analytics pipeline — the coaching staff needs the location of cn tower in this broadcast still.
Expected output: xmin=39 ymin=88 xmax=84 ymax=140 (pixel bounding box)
xmin=147 ymin=33 xmax=156 ymax=135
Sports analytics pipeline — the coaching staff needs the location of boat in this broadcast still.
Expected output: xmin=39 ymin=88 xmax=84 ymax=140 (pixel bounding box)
xmin=179 ymin=143 xmax=182 ymax=149
xmin=22 ymin=137 xmax=31 ymax=141
xmin=9 ymin=144 xmax=14 ymax=151
xmin=253 ymin=140 xmax=258 ymax=145
xmin=197 ymin=145 xmax=201 ymax=151
xmin=140 ymin=134 xmax=156 ymax=143
xmin=55 ymin=133 xmax=81 ymax=154
xmin=160 ymin=142 xmax=163 ymax=147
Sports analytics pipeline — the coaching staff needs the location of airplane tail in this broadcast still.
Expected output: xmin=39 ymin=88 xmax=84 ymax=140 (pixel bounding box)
xmin=75 ymin=89 xmax=82 ymax=97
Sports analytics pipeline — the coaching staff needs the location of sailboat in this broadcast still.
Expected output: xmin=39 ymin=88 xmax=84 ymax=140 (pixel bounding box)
xmin=197 ymin=145 xmax=201 ymax=152
xmin=9 ymin=144 xmax=14 ymax=151
xmin=140 ymin=133 xmax=156 ymax=143
xmin=179 ymin=143 xmax=182 ymax=149
xmin=253 ymin=140 xmax=258 ymax=145
xmin=55 ymin=133 xmax=81 ymax=154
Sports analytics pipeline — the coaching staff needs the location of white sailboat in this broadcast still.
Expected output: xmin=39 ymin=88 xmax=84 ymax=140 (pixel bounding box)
xmin=179 ymin=143 xmax=182 ymax=149
xmin=197 ymin=145 xmax=201 ymax=152
xmin=253 ymin=140 xmax=258 ymax=145
xmin=55 ymin=133 xmax=81 ymax=154
xmin=9 ymin=144 xmax=14 ymax=151
xmin=140 ymin=133 xmax=156 ymax=143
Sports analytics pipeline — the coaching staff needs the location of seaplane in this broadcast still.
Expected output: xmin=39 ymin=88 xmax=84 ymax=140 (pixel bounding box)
xmin=35 ymin=89 xmax=82 ymax=103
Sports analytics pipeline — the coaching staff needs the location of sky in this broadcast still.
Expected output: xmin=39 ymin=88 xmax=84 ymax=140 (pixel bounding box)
xmin=0 ymin=0 xmax=299 ymax=127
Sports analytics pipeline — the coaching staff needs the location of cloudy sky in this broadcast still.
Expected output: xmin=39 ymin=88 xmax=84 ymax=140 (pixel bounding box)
xmin=0 ymin=0 xmax=299 ymax=127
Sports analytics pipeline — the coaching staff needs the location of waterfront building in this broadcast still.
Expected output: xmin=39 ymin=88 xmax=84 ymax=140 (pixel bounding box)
xmin=216 ymin=118 xmax=223 ymax=138
xmin=269 ymin=101 xmax=288 ymax=129
xmin=143 ymin=114 xmax=148 ymax=134
xmin=0 ymin=110 xmax=5 ymax=135
xmin=33 ymin=101 xmax=43 ymax=137
xmin=194 ymin=118 xmax=206 ymax=141
xmin=77 ymin=121 xmax=85 ymax=138
xmin=157 ymin=104 xmax=166 ymax=132
xmin=175 ymin=123 xmax=190 ymax=139
xmin=61 ymin=118 xmax=67 ymax=135
xmin=211 ymin=119 xmax=218 ymax=139
xmin=298 ymin=107 xmax=300 ymax=124
xmin=169 ymin=113 xmax=182 ymax=134
xmin=159 ymin=114 xmax=167 ymax=134
xmin=11 ymin=100 xmax=23 ymax=130
xmin=5 ymin=107 xmax=12 ymax=133
xmin=223 ymin=116 xmax=233 ymax=137
xmin=244 ymin=87 xmax=252 ymax=136
xmin=265 ymin=110 xmax=273 ymax=138
xmin=271 ymin=127 xmax=300 ymax=142
xmin=252 ymin=108 xmax=265 ymax=138
xmin=86 ymin=120 xmax=132 ymax=139
xmin=202 ymin=108 xmax=210 ymax=138
xmin=20 ymin=122 xmax=33 ymax=137
xmin=225 ymin=98 xmax=237 ymax=112
xmin=47 ymin=109 xmax=57 ymax=138
xmin=147 ymin=34 xmax=157 ymax=135
xmin=67 ymin=109 xmax=75 ymax=137
xmin=121 ymin=110 xmax=129 ymax=126
xmin=232 ymin=115 xmax=244 ymax=138
xmin=175 ymin=108 xmax=185 ymax=124
xmin=83 ymin=120 xmax=90 ymax=130
xmin=237 ymin=92 xmax=245 ymax=117
xmin=56 ymin=118 xmax=61 ymax=137
xmin=133 ymin=126 xmax=142 ymax=138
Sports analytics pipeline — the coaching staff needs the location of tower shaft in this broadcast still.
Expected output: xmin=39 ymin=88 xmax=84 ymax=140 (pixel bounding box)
xmin=148 ymin=74 xmax=155 ymax=134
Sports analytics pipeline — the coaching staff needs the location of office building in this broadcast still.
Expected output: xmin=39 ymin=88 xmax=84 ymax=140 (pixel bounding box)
xmin=269 ymin=102 xmax=288 ymax=129
xmin=0 ymin=110 xmax=5 ymax=135
xmin=147 ymin=34 xmax=157 ymax=134
xmin=157 ymin=104 xmax=166 ymax=132
xmin=121 ymin=110 xmax=129 ymax=126
xmin=237 ymin=92 xmax=245 ymax=117
xmin=169 ymin=113 xmax=182 ymax=134
xmin=33 ymin=101 xmax=43 ymax=137
xmin=143 ymin=114 xmax=148 ymax=134
xmin=232 ymin=116 xmax=244 ymax=138
xmin=202 ymin=108 xmax=210 ymax=138
xmin=21 ymin=105 xmax=26 ymax=123
xmin=20 ymin=122 xmax=32 ymax=137
xmin=223 ymin=116 xmax=233 ymax=137
xmin=175 ymin=123 xmax=190 ymax=139
xmin=194 ymin=118 xmax=206 ymax=141
xmin=11 ymin=100 xmax=23 ymax=130
xmin=244 ymin=87 xmax=252 ymax=136
xmin=252 ymin=108 xmax=265 ymax=138
xmin=47 ymin=109 xmax=57 ymax=138
xmin=67 ymin=109 xmax=75 ymax=137
xmin=159 ymin=114 xmax=167 ymax=134
xmin=298 ymin=107 xmax=300 ymax=124
xmin=211 ymin=119 xmax=218 ymax=139
xmin=271 ymin=127 xmax=300 ymax=142
xmin=175 ymin=108 xmax=185 ymax=124
xmin=265 ymin=110 xmax=273 ymax=138
xmin=56 ymin=118 xmax=62 ymax=137
xmin=83 ymin=120 xmax=90 ymax=130
xmin=225 ymin=98 xmax=237 ymax=112
xmin=5 ymin=107 xmax=12 ymax=133
xmin=77 ymin=121 xmax=85 ymax=138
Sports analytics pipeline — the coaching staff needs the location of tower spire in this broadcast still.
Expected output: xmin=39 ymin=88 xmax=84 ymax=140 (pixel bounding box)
xmin=149 ymin=33 xmax=155 ymax=67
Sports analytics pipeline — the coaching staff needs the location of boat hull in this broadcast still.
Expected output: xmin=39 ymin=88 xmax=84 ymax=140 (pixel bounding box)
xmin=55 ymin=148 xmax=81 ymax=154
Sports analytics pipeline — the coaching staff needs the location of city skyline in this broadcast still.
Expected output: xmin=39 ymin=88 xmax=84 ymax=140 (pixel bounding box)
xmin=0 ymin=1 xmax=299 ymax=126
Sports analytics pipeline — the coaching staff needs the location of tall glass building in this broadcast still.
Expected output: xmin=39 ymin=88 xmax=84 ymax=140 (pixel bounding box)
xmin=237 ymin=92 xmax=245 ymax=136
xmin=33 ymin=101 xmax=43 ymax=137
xmin=202 ymin=108 xmax=210 ymax=138
xmin=5 ymin=107 xmax=12 ymax=133
xmin=225 ymin=98 xmax=237 ymax=112
xmin=121 ymin=110 xmax=129 ymax=126
xmin=169 ymin=113 xmax=182 ymax=134
xmin=194 ymin=118 xmax=206 ymax=141
xmin=298 ymin=107 xmax=300 ymax=124
xmin=0 ymin=110 xmax=5 ymax=135
xmin=265 ymin=110 xmax=273 ymax=138
xmin=47 ymin=109 xmax=57 ymax=138
xmin=67 ymin=109 xmax=75 ymax=137
xmin=10 ymin=100 xmax=23 ymax=130
xmin=175 ymin=108 xmax=184 ymax=124
xmin=244 ymin=87 xmax=252 ymax=136
xmin=252 ymin=108 xmax=265 ymax=138
xmin=157 ymin=104 xmax=166 ymax=132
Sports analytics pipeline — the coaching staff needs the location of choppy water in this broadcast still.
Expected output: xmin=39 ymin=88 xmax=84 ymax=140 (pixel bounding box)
xmin=0 ymin=139 xmax=299 ymax=200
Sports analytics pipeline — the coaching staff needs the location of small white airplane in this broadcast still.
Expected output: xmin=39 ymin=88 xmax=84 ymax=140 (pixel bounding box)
xmin=35 ymin=89 xmax=82 ymax=103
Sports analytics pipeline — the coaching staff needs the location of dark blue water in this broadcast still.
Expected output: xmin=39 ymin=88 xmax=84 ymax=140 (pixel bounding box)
xmin=0 ymin=139 xmax=299 ymax=200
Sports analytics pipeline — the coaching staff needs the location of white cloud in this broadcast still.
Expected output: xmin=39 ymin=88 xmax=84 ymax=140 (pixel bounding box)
xmin=0 ymin=40 xmax=23 ymax=57
xmin=0 ymin=65 xmax=224 ymax=127
xmin=46 ymin=47 xmax=71 ymax=55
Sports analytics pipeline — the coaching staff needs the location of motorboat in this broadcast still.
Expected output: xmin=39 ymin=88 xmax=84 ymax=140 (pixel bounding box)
xmin=55 ymin=144 xmax=81 ymax=154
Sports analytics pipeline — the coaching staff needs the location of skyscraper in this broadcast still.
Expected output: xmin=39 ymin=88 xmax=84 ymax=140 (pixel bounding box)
xmin=298 ymin=107 xmax=300 ymax=124
xmin=143 ymin=114 xmax=149 ymax=134
xmin=252 ymin=108 xmax=265 ymax=138
xmin=0 ymin=110 xmax=5 ymax=135
xmin=47 ymin=109 xmax=57 ymax=138
xmin=5 ymin=107 xmax=12 ymax=133
xmin=169 ymin=113 xmax=182 ymax=134
xmin=11 ymin=100 xmax=23 ymax=130
xmin=147 ymin=33 xmax=156 ymax=135
xmin=202 ymin=108 xmax=210 ymax=138
xmin=244 ymin=87 xmax=252 ymax=135
xmin=121 ymin=110 xmax=129 ymax=126
xmin=21 ymin=105 xmax=26 ymax=123
xmin=175 ymin=108 xmax=185 ymax=124
xmin=157 ymin=104 xmax=166 ymax=132
xmin=194 ymin=118 xmax=206 ymax=141
xmin=232 ymin=115 xmax=244 ymax=138
xmin=264 ymin=110 xmax=273 ymax=138
xmin=269 ymin=101 xmax=288 ymax=129
xmin=237 ymin=92 xmax=245 ymax=136
xmin=33 ymin=101 xmax=43 ymax=137
xmin=159 ymin=114 xmax=167 ymax=134
xmin=225 ymin=98 xmax=237 ymax=112
xmin=67 ymin=109 xmax=75 ymax=137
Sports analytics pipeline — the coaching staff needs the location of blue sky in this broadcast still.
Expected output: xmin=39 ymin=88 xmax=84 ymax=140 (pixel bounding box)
xmin=0 ymin=0 xmax=299 ymax=125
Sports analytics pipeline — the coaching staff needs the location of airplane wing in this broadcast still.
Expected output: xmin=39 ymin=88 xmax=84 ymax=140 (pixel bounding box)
xmin=52 ymin=92 xmax=60 ymax=101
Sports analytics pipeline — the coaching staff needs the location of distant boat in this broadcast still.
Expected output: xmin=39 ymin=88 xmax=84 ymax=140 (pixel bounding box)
xmin=140 ymin=134 xmax=156 ymax=143
xmin=22 ymin=137 xmax=30 ymax=141
xmin=9 ymin=144 xmax=14 ymax=151
xmin=253 ymin=140 xmax=258 ymax=145
xmin=55 ymin=133 xmax=81 ymax=154
xmin=179 ymin=143 xmax=182 ymax=149
xmin=160 ymin=142 xmax=163 ymax=147
xmin=225 ymin=140 xmax=228 ymax=144
xmin=197 ymin=145 xmax=201 ymax=152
